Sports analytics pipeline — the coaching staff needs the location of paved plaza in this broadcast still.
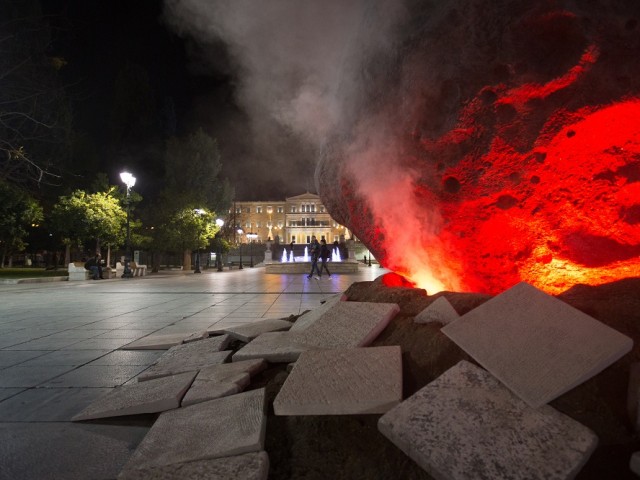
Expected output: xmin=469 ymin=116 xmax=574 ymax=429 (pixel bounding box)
xmin=0 ymin=266 xmax=387 ymax=479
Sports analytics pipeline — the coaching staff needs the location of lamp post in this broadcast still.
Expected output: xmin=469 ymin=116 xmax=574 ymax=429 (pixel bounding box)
xmin=246 ymin=232 xmax=258 ymax=268
xmin=193 ymin=209 xmax=206 ymax=274
xmin=237 ymin=228 xmax=244 ymax=269
xmin=120 ymin=172 xmax=136 ymax=278
xmin=216 ymin=218 xmax=224 ymax=272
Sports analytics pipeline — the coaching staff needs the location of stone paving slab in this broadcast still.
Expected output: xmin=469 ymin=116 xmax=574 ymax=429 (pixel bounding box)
xmin=0 ymin=422 xmax=149 ymax=480
xmin=215 ymin=319 xmax=293 ymax=342
xmin=231 ymin=332 xmax=318 ymax=363
xmin=182 ymin=378 xmax=246 ymax=407
xmin=138 ymin=351 xmax=231 ymax=382
xmin=120 ymin=333 xmax=192 ymax=350
xmin=117 ymin=451 xmax=269 ymax=480
xmin=289 ymin=294 xmax=343 ymax=332
xmin=442 ymin=282 xmax=633 ymax=407
xmin=414 ymin=296 xmax=459 ymax=325
xmin=137 ymin=335 xmax=232 ymax=382
xmin=378 ymin=360 xmax=598 ymax=480
xmin=121 ymin=388 xmax=266 ymax=472
xmin=0 ymin=387 xmax=111 ymax=421
xmin=301 ymin=301 xmax=400 ymax=349
xmin=72 ymin=372 xmax=197 ymax=421
xmin=273 ymin=346 xmax=402 ymax=415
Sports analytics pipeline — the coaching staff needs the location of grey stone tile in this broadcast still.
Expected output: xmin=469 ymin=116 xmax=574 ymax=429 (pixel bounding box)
xmin=42 ymin=365 xmax=148 ymax=387
xmin=4 ymin=338 xmax=84 ymax=350
xmin=274 ymin=346 xmax=402 ymax=415
xmin=232 ymin=332 xmax=318 ymax=363
xmin=442 ymin=282 xmax=633 ymax=407
xmin=120 ymin=333 xmax=190 ymax=350
xmin=181 ymin=380 xmax=244 ymax=407
xmin=18 ymin=349 xmax=112 ymax=366
xmin=378 ymin=361 xmax=598 ymax=480
xmin=73 ymin=372 xmax=197 ymax=421
xmin=88 ymin=350 xmax=165 ymax=366
xmin=0 ymin=387 xmax=111 ymax=421
xmin=137 ymin=351 xmax=231 ymax=382
xmin=0 ymin=422 xmax=148 ymax=480
xmin=0 ymin=350 xmax=49 ymax=367
xmin=0 ymin=365 xmax=75 ymax=387
xmin=122 ymin=388 xmax=266 ymax=471
xmin=414 ymin=296 xmax=459 ymax=325
xmin=289 ymin=294 xmax=343 ymax=332
xmin=117 ymin=451 xmax=269 ymax=480
xmin=62 ymin=338 xmax=136 ymax=350
xmin=214 ymin=318 xmax=293 ymax=342
xmin=0 ymin=388 xmax=24 ymax=402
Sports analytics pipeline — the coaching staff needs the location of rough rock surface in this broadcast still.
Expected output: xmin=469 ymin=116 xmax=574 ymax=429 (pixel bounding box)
xmin=316 ymin=1 xmax=640 ymax=295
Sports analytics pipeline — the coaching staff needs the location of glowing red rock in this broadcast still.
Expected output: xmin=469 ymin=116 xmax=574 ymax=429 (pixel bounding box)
xmin=317 ymin=3 xmax=640 ymax=294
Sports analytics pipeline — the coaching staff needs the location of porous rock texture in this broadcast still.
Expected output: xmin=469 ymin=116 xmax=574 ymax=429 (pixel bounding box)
xmin=317 ymin=1 xmax=640 ymax=295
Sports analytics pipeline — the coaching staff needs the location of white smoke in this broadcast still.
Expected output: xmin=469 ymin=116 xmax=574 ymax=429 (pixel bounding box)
xmin=162 ymin=0 xmax=407 ymax=154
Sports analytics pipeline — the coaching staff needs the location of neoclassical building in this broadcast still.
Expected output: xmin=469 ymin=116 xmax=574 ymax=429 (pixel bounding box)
xmin=228 ymin=192 xmax=350 ymax=244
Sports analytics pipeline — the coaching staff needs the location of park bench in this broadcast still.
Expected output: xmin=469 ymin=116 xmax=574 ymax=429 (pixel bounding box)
xmin=115 ymin=261 xmax=147 ymax=277
xmin=68 ymin=262 xmax=91 ymax=281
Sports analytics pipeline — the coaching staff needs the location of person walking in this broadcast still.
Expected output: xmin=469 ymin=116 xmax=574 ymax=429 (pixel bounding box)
xmin=307 ymin=236 xmax=321 ymax=279
xmin=319 ymin=239 xmax=332 ymax=277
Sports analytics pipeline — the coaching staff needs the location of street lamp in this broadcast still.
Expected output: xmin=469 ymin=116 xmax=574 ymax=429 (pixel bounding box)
xmin=246 ymin=232 xmax=258 ymax=268
xmin=216 ymin=218 xmax=225 ymax=272
xmin=193 ymin=209 xmax=206 ymax=274
xmin=237 ymin=228 xmax=244 ymax=269
xmin=120 ymin=171 xmax=136 ymax=278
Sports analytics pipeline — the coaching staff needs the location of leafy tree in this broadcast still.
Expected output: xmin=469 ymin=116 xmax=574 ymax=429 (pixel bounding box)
xmin=0 ymin=181 xmax=43 ymax=267
xmin=50 ymin=189 xmax=127 ymax=264
xmin=0 ymin=0 xmax=72 ymax=187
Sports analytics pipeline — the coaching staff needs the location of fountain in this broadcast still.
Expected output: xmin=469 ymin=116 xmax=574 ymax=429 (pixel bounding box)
xmin=281 ymin=249 xmax=288 ymax=263
xmin=332 ymin=247 xmax=341 ymax=262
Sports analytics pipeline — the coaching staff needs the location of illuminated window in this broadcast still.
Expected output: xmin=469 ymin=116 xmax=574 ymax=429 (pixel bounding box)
xmin=267 ymin=206 xmax=272 ymax=214
xmin=257 ymin=206 xmax=262 ymax=213
xmin=277 ymin=206 xmax=283 ymax=213
xmin=291 ymin=206 xmax=297 ymax=213
xmin=235 ymin=207 xmax=241 ymax=214
xmin=278 ymin=221 xmax=283 ymax=228
xmin=245 ymin=207 xmax=251 ymax=214
xmin=256 ymin=221 xmax=261 ymax=228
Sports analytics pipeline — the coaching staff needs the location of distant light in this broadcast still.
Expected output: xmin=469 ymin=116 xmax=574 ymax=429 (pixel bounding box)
xmin=216 ymin=218 xmax=225 ymax=227
xmin=120 ymin=172 xmax=136 ymax=188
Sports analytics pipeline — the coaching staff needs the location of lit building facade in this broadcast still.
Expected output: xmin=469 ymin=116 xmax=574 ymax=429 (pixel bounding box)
xmin=228 ymin=192 xmax=350 ymax=244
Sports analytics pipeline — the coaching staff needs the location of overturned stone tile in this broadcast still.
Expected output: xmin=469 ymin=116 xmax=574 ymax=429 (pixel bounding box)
xmin=72 ymin=372 xmax=196 ymax=421
xmin=137 ymin=350 xmax=231 ymax=382
xmin=442 ymin=282 xmax=633 ymax=407
xmin=121 ymin=388 xmax=267 ymax=472
xmin=290 ymin=294 xmax=343 ymax=332
xmin=182 ymin=331 xmax=210 ymax=344
xmin=117 ymin=451 xmax=269 ymax=480
xmin=181 ymin=376 xmax=247 ymax=407
xmin=301 ymin=301 xmax=400 ymax=349
xmin=274 ymin=346 xmax=402 ymax=415
xmin=197 ymin=358 xmax=267 ymax=383
xmin=378 ymin=360 xmax=598 ymax=480
xmin=232 ymin=332 xmax=317 ymax=363
xmin=414 ymin=296 xmax=459 ymax=325
xmin=120 ymin=333 xmax=189 ymax=350
xmin=221 ymin=319 xmax=293 ymax=342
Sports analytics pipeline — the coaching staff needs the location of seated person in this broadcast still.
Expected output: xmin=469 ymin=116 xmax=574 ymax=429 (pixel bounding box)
xmin=84 ymin=253 xmax=104 ymax=280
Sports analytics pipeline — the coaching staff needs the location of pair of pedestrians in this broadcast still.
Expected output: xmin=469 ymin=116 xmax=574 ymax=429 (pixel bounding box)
xmin=307 ymin=236 xmax=332 ymax=279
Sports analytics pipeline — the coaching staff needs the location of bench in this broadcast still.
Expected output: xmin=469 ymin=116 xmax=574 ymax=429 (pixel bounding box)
xmin=68 ymin=262 xmax=91 ymax=281
xmin=116 ymin=261 xmax=147 ymax=277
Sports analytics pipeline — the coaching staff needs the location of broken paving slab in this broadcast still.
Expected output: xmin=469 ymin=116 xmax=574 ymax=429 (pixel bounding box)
xmin=414 ymin=296 xmax=459 ymax=325
xmin=219 ymin=319 xmax=293 ymax=342
xmin=137 ymin=350 xmax=231 ymax=382
xmin=289 ymin=294 xmax=343 ymax=332
xmin=301 ymin=301 xmax=400 ymax=349
xmin=273 ymin=346 xmax=402 ymax=415
xmin=182 ymin=331 xmax=210 ymax=344
xmin=378 ymin=360 xmax=598 ymax=480
xmin=72 ymin=372 xmax=196 ymax=421
xmin=442 ymin=282 xmax=633 ymax=407
xmin=117 ymin=451 xmax=269 ymax=480
xmin=121 ymin=388 xmax=267 ymax=472
xmin=197 ymin=358 xmax=267 ymax=383
xmin=181 ymin=376 xmax=247 ymax=407
xmin=232 ymin=332 xmax=319 ymax=363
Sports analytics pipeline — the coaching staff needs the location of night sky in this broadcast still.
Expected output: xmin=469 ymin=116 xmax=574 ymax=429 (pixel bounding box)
xmin=40 ymin=0 xmax=314 ymax=200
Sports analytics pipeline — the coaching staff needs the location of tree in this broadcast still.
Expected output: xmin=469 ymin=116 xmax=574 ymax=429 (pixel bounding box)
xmin=164 ymin=128 xmax=233 ymax=213
xmin=50 ymin=189 xmax=127 ymax=264
xmin=0 ymin=0 xmax=72 ymax=187
xmin=0 ymin=181 xmax=43 ymax=267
